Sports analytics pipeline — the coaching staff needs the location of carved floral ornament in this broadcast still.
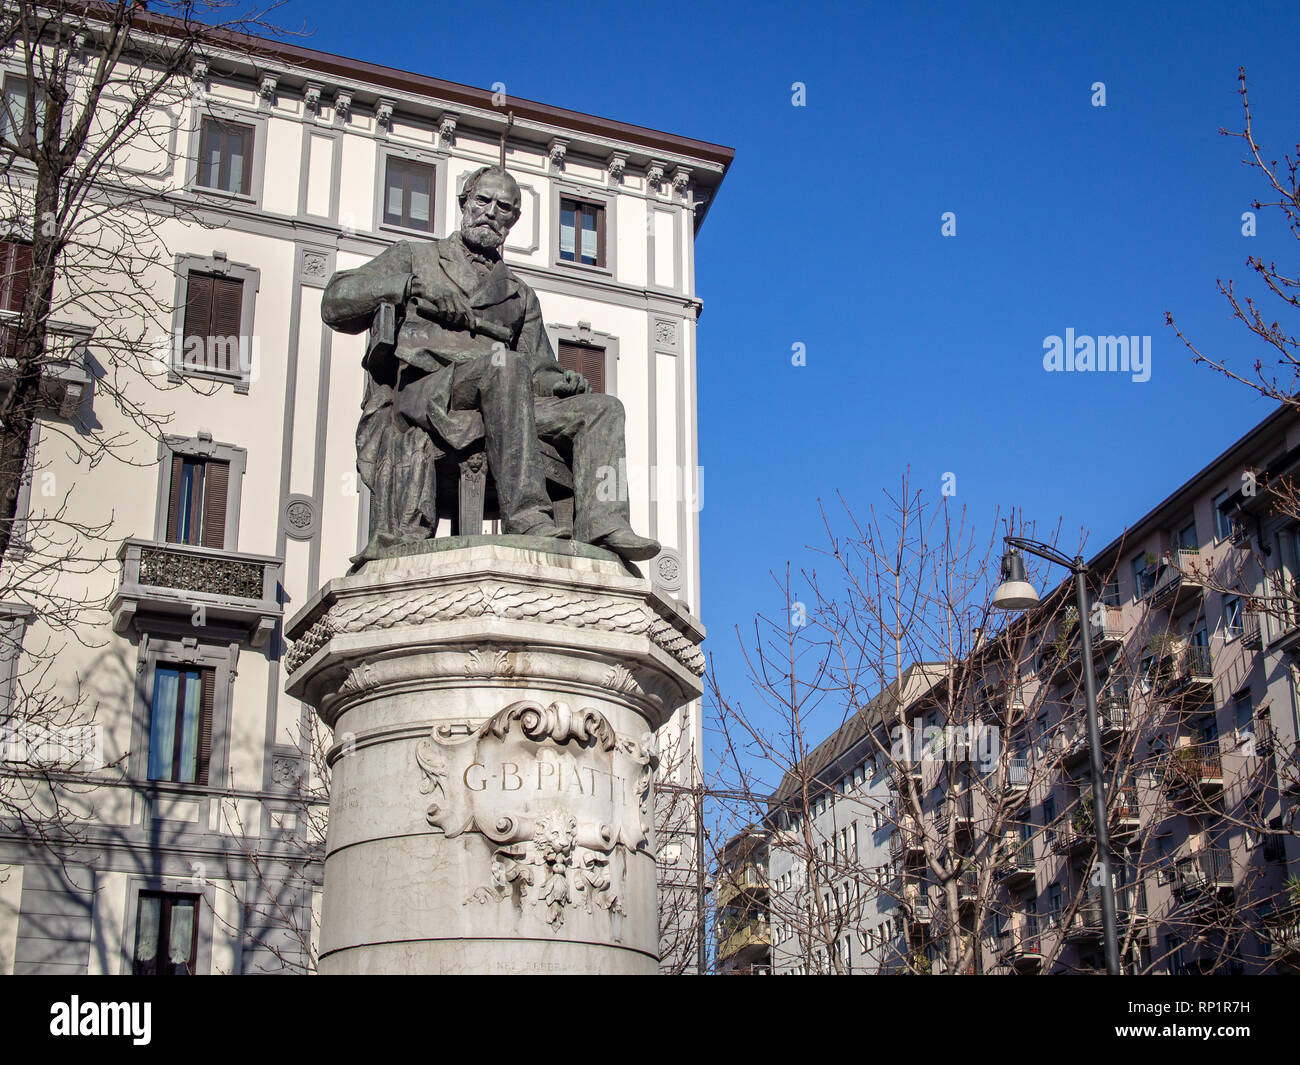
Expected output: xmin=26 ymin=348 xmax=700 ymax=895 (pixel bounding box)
xmin=416 ymin=700 xmax=658 ymax=930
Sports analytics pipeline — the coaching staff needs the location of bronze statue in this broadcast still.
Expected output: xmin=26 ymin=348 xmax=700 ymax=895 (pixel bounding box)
xmin=321 ymin=165 xmax=660 ymax=564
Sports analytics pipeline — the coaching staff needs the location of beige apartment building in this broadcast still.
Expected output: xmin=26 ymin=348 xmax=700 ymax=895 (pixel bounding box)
xmin=0 ymin=22 xmax=730 ymax=974
xmin=726 ymin=403 xmax=1300 ymax=975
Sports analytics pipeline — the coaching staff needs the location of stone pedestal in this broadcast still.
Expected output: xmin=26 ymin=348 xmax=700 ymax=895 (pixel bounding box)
xmin=284 ymin=540 xmax=704 ymax=975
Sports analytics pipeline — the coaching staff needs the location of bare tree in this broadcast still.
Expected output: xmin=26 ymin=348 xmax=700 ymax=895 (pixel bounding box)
xmin=709 ymin=475 xmax=1285 ymax=974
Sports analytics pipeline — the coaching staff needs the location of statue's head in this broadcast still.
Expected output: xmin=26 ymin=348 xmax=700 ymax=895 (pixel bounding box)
xmin=458 ymin=165 xmax=521 ymax=252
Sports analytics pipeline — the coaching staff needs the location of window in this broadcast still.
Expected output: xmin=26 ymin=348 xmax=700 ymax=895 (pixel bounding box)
xmin=1099 ymin=576 xmax=1121 ymax=607
xmin=1213 ymin=490 xmax=1233 ymax=541
xmin=1233 ymin=692 xmax=1255 ymax=747
xmin=1165 ymin=934 xmax=1184 ymax=976
xmin=0 ymin=74 xmax=43 ymax=144
xmin=1175 ymin=518 xmax=1198 ymax=551
xmin=383 ymin=156 xmax=435 ymax=232
xmin=1131 ymin=553 xmax=1156 ymax=598
xmin=165 ymin=454 xmax=230 ymax=548
xmin=0 ymin=239 xmax=32 ymax=357
xmin=133 ymin=892 xmax=199 ymax=975
xmin=147 ymin=665 xmax=214 ymax=784
xmin=557 ymin=340 xmax=606 ymax=394
xmin=558 ymin=197 xmax=605 ymax=267
xmin=182 ymin=271 xmax=244 ymax=375
xmin=1223 ymin=595 xmax=1243 ymax=639
xmin=196 ymin=116 xmax=253 ymax=195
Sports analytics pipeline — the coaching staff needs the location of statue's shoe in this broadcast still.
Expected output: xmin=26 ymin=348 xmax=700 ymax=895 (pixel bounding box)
xmin=594 ymin=528 xmax=661 ymax=562
xmin=515 ymin=520 xmax=570 ymax=539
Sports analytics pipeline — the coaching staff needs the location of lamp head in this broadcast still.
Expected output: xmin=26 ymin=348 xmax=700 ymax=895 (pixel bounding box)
xmin=992 ymin=547 xmax=1040 ymax=611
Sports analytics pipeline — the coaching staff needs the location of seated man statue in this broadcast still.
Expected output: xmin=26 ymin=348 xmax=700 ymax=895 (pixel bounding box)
xmin=321 ymin=164 xmax=660 ymax=564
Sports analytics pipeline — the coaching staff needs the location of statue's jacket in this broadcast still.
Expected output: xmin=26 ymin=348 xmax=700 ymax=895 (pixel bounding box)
xmin=321 ymin=234 xmax=566 ymax=552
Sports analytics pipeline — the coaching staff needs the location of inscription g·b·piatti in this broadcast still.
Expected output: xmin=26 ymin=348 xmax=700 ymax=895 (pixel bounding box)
xmin=416 ymin=699 xmax=658 ymax=931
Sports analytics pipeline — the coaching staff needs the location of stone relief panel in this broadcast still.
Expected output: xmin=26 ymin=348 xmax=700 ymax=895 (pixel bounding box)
xmin=415 ymin=699 xmax=659 ymax=931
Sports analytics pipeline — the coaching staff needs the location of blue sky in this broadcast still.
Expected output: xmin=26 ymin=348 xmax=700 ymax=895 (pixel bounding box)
xmin=283 ymin=0 xmax=1300 ymax=769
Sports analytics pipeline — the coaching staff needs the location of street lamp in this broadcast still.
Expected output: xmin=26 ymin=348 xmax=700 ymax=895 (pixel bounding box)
xmin=991 ymin=535 xmax=1121 ymax=976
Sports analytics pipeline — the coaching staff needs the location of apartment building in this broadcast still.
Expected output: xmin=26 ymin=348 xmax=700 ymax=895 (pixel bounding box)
xmin=731 ymin=402 xmax=1300 ymax=975
xmin=0 ymin=21 xmax=730 ymax=974
xmin=715 ymin=827 xmax=770 ymax=974
xmin=761 ymin=665 xmax=945 ymax=976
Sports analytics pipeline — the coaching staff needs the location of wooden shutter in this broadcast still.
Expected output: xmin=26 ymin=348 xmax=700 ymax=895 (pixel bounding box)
xmin=209 ymin=277 xmax=243 ymax=372
xmin=0 ymin=240 xmax=32 ymax=312
xmin=165 ymin=454 xmax=185 ymax=542
xmin=183 ymin=272 xmax=214 ymax=343
xmin=196 ymin=668 xmax=215 ymax=786
xmin=200 ymin=459 xmax=229 ymax=548
xmin=581 ymin=346 xmax=605 ymax=394
xmin=558 ymin=341 xmax=605 ymax=394
xmin=0 ymin=241 xmax=32 ymax=358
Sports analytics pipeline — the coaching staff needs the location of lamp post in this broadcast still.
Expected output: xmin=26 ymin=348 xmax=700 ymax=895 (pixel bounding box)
xmin=992 ymin=536 xmax=1121 ymax=976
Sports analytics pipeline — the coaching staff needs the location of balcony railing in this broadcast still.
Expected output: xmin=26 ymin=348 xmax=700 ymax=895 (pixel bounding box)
xmin=1166 ymin=746 xmax=1224 ymax=796
xmin=1147 ymin=549 xmax=1205 ymax=611
xmin=717 ymin=919 xmax=771 ymax=961
xmin=1172 ymin=848 xmax=1234 ymax=898
xmin=1090 ymin=605 xmax=1125 ymax=645
xmin=1000 ymin=922 xmax=1044 ymax=969
xmin=996 ymin=841 xmax=1035 ymax=886
xmin=715 ymin=863 xmax=767 ymax=906
xmin=1266 ymin=906 xmax=1300 ymax=959
xmin=111 ymin=538 xmax=283 ymax=647
xmin=0 ymin=311 xmax=94 ymax=418
xmin=1098 ymin=689 xmax=1132 ymax=735
xmin=1169 ymin=644 xmax=1214 ymax=698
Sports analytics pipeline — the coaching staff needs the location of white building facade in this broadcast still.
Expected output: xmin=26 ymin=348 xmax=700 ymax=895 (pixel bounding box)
xmin=0 ymin=27 xmax=730 ymax=974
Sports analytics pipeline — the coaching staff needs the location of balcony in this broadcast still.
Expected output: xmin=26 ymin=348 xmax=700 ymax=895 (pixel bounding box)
xmin=888 ymin=761 xmax=924 ymax=792
xmin=1000 ymin=923 xmax=1044 ymax=973
xmin=1147 ymin=549 xmax=1205 ymax=613
xmin=996 ymin=841 xmax=1036 ymax=888
xmin=1242 ymin=610 xmax=1262 ymax=651
xmin=1051 ymin=818 xmax=1094 ymax=857
xmin=956 ymin=868 xmax=979 ymax=907
xmin=1168 ymin=644 xmax=1214 ymax=703
xmin=0 ymin=312 xmax=94 ymax=419
xmin=890 ymin=818 xmax=925 ymax=864
xmin=1265 ymin=906 xmax=1300 ymax=961
xmin=1057 ymin=607 xmax=1126 ymax=682
xmin=111 ymin=538 xmax=283 ymax=647
xmin=1065 ymin=892 xmax=1104 ymax=942
xmin=1172 ymin=848 xmax=1234 ymax=902
xmin=1165 ymin=746 xmax=1224 ymax=799
xmin=1090 ymin=605 xmax=1126 ymax=646
xmin=715 ymin=862 xmax=767 ymax=908
xmin=1004 ymin=756 xmax=1031 ymax=802
xmin=717 ymin=918 xmax=771 ymax=963
xmin=1117 ymin=882 xmax=1148 ymax=923
xmin=1098 ymin=690 xmax=1133 ymax=738
xmin=1058 ymin=731 xmax=1092 ymax=771
xmin=1108 ymin=786 xmax=1141 ymax=840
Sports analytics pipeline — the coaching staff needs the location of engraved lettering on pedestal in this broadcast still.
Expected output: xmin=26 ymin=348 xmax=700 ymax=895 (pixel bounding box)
xmin=415 ymin=700 xmax=658 ymax=931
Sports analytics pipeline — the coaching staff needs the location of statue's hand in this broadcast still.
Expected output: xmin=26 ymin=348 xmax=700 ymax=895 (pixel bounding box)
xmin=553 ymin=369 xmax=590 ymax=397
xmin=412 ymin=283 xmax=474 ymax=332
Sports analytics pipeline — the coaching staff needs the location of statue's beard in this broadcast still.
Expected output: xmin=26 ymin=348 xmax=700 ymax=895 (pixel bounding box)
xmin=462 ymin=221 xmax=506 ymax=252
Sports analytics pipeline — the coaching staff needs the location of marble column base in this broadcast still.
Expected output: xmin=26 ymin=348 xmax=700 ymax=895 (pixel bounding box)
xmin=285 ymin=542 xmax=704 ymax=975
